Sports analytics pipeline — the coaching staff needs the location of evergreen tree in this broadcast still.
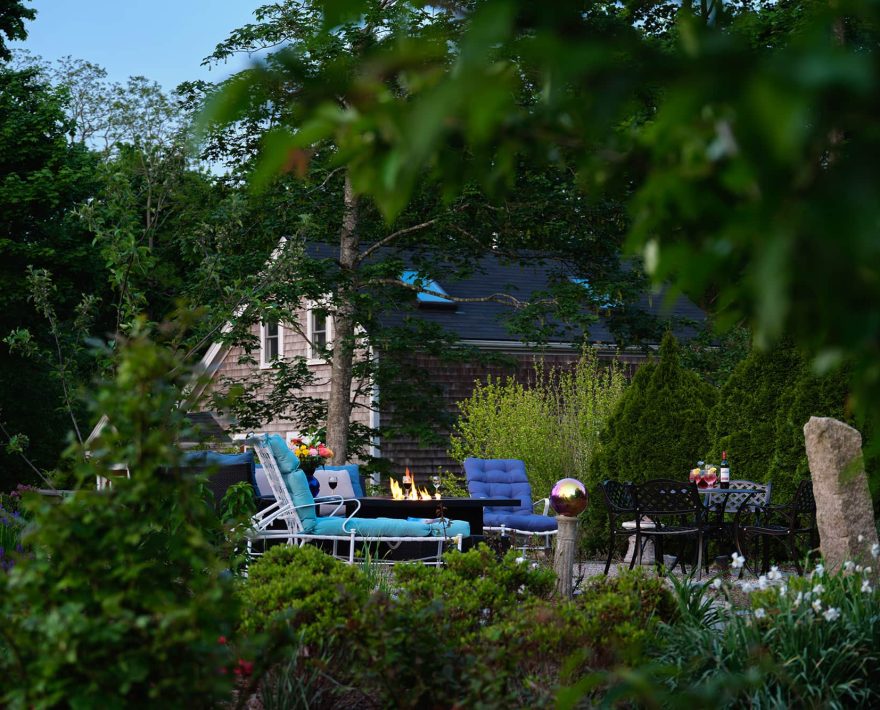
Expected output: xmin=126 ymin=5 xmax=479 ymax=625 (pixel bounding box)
xmin=586 ymin=332 xmax=717 ymax=551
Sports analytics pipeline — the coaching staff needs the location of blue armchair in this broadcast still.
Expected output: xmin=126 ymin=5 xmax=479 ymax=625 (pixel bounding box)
xmin=464 ymin=458 xmax=557 ymax=550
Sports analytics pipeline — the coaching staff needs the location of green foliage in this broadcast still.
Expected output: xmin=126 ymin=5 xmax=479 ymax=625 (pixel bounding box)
xmin=707 ymin=341 xmax=876 ymax=504
xmin=0 ymin=64 xmax=103 ymax=489
xmin=0 ymin=326 xmax=238 ymax=707
xmin=237 ymin=0 xmax=880 ymax=446
xmin=239 ymin=543 xmax=371 ymax=645
xmin=0 ymin=0 xmax=35 ymax=61
xmin=648 ymin=561 xmax=880 ymax=708
xmin=588 ymin=333 xmax=717 ymax=552
xmin=450 ymin=349 xmax=628 ymax=499
xmin=240 ymin=544 xmax=675 ymax=707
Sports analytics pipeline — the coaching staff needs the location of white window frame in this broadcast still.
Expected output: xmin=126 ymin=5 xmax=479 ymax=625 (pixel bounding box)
xmin=259 ymin=320 xmax=284 ymax=369
xmin=306 ymin=302 xmax=333 ymax=364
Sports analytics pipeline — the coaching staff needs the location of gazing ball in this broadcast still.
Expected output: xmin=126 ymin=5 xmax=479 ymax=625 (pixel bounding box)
xmin=550 ymin=478 xmax=588 ymax=517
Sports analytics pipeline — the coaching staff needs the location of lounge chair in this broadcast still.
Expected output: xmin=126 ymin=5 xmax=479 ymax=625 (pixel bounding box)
xmin=249 ymin=435 xmax=469 ymax=565
xmin=463 ymin=458 xmax=557 ymax=551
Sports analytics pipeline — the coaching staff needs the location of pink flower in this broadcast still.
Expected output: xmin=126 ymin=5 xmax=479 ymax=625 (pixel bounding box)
xmin=317 ymin=445 xmax=330 ymax=457
xmin=217 ymin=635 xmax=227 ymax=645
xmin=308 ymin=447 xmax=319 ymax=456
xmin=234 ymin=659 xmax=254 ymax=677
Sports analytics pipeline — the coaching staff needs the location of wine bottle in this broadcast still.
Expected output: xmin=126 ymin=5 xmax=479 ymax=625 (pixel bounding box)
xmin=720 ymin=451 xmax=730 ymax=489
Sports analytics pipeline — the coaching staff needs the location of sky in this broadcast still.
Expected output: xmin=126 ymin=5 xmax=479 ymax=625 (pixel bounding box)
xmin=12 ymin=0 xmax=265 ymax=90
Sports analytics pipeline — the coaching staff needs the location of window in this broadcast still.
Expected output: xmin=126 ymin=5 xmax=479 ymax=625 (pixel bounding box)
xmin=260 ymin=321 xmax=283 ymax=368
xmin=306 ymin=304 xmax=333 ymax=362
xmin=401 ymin=270 xmax=455 ymax=306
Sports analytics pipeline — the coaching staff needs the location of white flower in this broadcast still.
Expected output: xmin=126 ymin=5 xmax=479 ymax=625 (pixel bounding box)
xmin=515 ymin=556 xmax=526 ymax=564
xmin=858 ymin=534 xmax=865 ymax=543
xmin=871 ymin=543 xmax=879 ymax=559
xmin=779 ymin=585 xmax=788 ymax=596
xmin=813 ymin=564 xmax=825 ymax=576
xmin=861 ymin=579 xmax=873 ymax=594
xmin=531 ymin=562 xmax=539 ymax=569
xmin=754 ymin=607 xmax=766 ymax=619
xmin=768 ymin=566 xmax=782 ymax=581
xmin=823 ymin=607 xmax=841 ymax=622
xmin=793 ymin=591 xmax=804 ymax=608
xmin=812 ymin=584 xmax=825 ymax=595
xmin=864 ymin=567 xmax=873 ymax=575
xmin=731 ymin=552 xmax=746 ymax=569
xmin=812 ymin=598 xmax=823 ymax=613
xmin=856 ymin=565 xmax=864 ymax=573
xmin=711 ymin=577 xmax=723 ymax=590
xmin=741 ymin=581 xmax=754 ymax=593
xmin=843 ymin=560 xmax=856 ymax=574
xmin=757 ymin=575 xmax=769 ymax=590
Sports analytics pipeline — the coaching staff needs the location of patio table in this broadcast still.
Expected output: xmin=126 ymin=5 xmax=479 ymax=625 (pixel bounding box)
xmin=698 ymin=487 xmax=768 ymax=557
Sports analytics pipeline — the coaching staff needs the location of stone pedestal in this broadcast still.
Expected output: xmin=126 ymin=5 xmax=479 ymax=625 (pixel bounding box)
xmin=804 ymin=416 xmax=879 ymax=569
xmin=554 ymin=515 xmax=578 ymax=598
xmin=622 ymin=520 xmax=656 ymax=565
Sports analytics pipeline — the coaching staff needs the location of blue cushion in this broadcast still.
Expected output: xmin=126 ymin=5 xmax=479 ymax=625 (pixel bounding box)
xmin=464 ymin=458 xmax=556 ymax=531
xmin=281 ymin=469 xmax=317 ymax=533
xmin=265 ymin=434 xmax=300 ymax=475
xmin=311 ymin=516 xmax=470 ymax=538
xmin=484 ymin=512 xmax=557 ymax=533
xmin=317 ymin=464 xmax=364 ymax=497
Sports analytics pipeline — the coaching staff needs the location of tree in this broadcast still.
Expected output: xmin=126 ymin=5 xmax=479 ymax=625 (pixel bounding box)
xmin=0 ymin=64 xmax=103 ymax=488
xmin=588 ymin=332 xmax=717 ymax=552
xmin=230 ymin=0 xmax=880 ymax=441
xmin=0 ymin=0 xmax=34 ymax=61
xmin=200 ymin=1 xmax=664 ymax=464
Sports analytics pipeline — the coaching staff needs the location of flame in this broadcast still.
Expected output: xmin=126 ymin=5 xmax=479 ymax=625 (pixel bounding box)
xmin=390 ymin=469 xmax=434 ymax=500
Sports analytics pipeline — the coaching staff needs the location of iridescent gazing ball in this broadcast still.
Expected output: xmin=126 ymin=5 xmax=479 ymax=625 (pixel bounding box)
xmin=550 ymin=478 xmax=588 ymax=517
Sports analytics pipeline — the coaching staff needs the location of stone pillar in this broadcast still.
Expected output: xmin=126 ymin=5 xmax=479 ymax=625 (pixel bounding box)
xmin=804 ymin=416 xmax=879 ymax=570
xmin=554 ymin=515 xmax=578 ymax=598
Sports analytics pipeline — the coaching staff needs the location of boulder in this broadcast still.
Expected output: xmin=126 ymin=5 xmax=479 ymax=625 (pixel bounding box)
xmin=804 ymin=416 xmax=878 ymax=569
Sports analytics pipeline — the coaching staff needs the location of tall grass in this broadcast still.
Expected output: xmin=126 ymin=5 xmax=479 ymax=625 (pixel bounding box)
xmin=449 ymin=349 xmax=627 ymax=499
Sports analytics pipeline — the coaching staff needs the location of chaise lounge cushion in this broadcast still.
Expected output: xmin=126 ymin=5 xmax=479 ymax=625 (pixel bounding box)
xmin=311 ymin=516 xmax=470 ymax=538
xmin=282 ymin=469 xmax=318 ymax=533
xmin=265 ymin=433 xmax=301 ymax=475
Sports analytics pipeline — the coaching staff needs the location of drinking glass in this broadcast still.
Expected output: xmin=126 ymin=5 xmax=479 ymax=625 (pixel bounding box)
xmin=704 ymin=467 xmax=717 ymax=488
xmin=328 ymin=475 xmax=338 ymax=492
xmin=431 ymin=474 xmax=441 ymax=498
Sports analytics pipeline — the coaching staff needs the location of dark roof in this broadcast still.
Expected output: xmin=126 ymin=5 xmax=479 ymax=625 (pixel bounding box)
xmin=305 ymin=243 xmax=705 ymax=346
xmin=183 ymin=412 xmax=232 ymax=444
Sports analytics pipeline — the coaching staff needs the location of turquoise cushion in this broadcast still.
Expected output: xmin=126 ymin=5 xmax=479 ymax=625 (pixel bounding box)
xmin=281 ymin=469 xmax=317 ymax=533
xmin=317 ymin=464 xmax=364 ymax=497
xmin=265 ymin=434 xmax=300 ymax=475
xmin=311 ymin=516 xmax=469 ymax=538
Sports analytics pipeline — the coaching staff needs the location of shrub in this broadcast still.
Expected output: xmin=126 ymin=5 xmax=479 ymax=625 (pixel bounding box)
xmin=0 ymin=328 xmax=239 ymax=708
xmin=707 ymin=341 xmax=875 ymax=504
xmin=588 ymin=332 xmax=717 ymax=552
xmin=450 ymin=348 xmax=627 ymax=499
xmin=239 ymin=543 xmax=371 ymax=645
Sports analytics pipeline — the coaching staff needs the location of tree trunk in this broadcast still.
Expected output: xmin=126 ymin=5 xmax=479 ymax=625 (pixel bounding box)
xmin=326 ymin=172 xmax=359 ymax=464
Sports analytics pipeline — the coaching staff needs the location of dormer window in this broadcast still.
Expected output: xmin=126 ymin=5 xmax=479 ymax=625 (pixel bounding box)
xmin=571 ymin=277 xmax=620 ymax=311
xmin=401 ymin=270 xmax=456 ymax=308
xmin=260 ymin=320 xmax=283 ymax=368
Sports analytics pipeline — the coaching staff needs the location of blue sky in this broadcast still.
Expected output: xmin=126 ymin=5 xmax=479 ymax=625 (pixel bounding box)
xmin=13 ymin=0 xmax=264 ymax=90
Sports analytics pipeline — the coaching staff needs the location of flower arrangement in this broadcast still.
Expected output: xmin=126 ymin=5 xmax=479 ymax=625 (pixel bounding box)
xmin=288 ymin=434 xmax=333 ymax=474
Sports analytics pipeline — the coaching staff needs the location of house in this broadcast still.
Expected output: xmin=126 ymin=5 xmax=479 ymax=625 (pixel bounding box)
xmin=190 ymin=250 xmax=705 ymax=480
